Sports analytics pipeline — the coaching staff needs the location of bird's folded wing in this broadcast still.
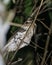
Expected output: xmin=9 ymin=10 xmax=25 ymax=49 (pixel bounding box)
xmin=3 ymin=21 xmax=37 ymax=52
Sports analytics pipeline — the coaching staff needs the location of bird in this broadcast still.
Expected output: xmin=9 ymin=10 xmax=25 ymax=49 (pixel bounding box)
xmin=3 ymin=20 xmax=37 ymax=52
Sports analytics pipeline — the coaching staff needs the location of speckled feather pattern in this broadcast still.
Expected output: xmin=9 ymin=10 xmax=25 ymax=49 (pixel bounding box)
xmin=4 ymin=22 xmax=36 ymax=52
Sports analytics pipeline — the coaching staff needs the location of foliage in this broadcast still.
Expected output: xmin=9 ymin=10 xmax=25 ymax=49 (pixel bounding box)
xmin=6 ymin=0 xmax=52 ymax=65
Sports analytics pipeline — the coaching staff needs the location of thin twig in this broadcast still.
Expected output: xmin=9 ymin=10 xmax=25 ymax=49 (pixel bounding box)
xmin=33 ymin=0 xmax=44 ymax=22
xmin=46 ymin=51 xmax=52 ymax=63
xmin=50 ymin=56 xmax=52 ymax=65
xmin=10 ymin=22 xmax=23 ymax=27
xmin=31 ymin=41 xmax=44 ymax=50
xmin=37 ymin=53 xmax=47 ymax=65
xmin=37 ymin=19 xmax=50 ymax=30
xmin=40 ymin=22 xmax=52 ymax=65
xmin=39 ymin=8 xmax=52 ymax=14
xmin=40 ymin=0 xmax=51 ymax=12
